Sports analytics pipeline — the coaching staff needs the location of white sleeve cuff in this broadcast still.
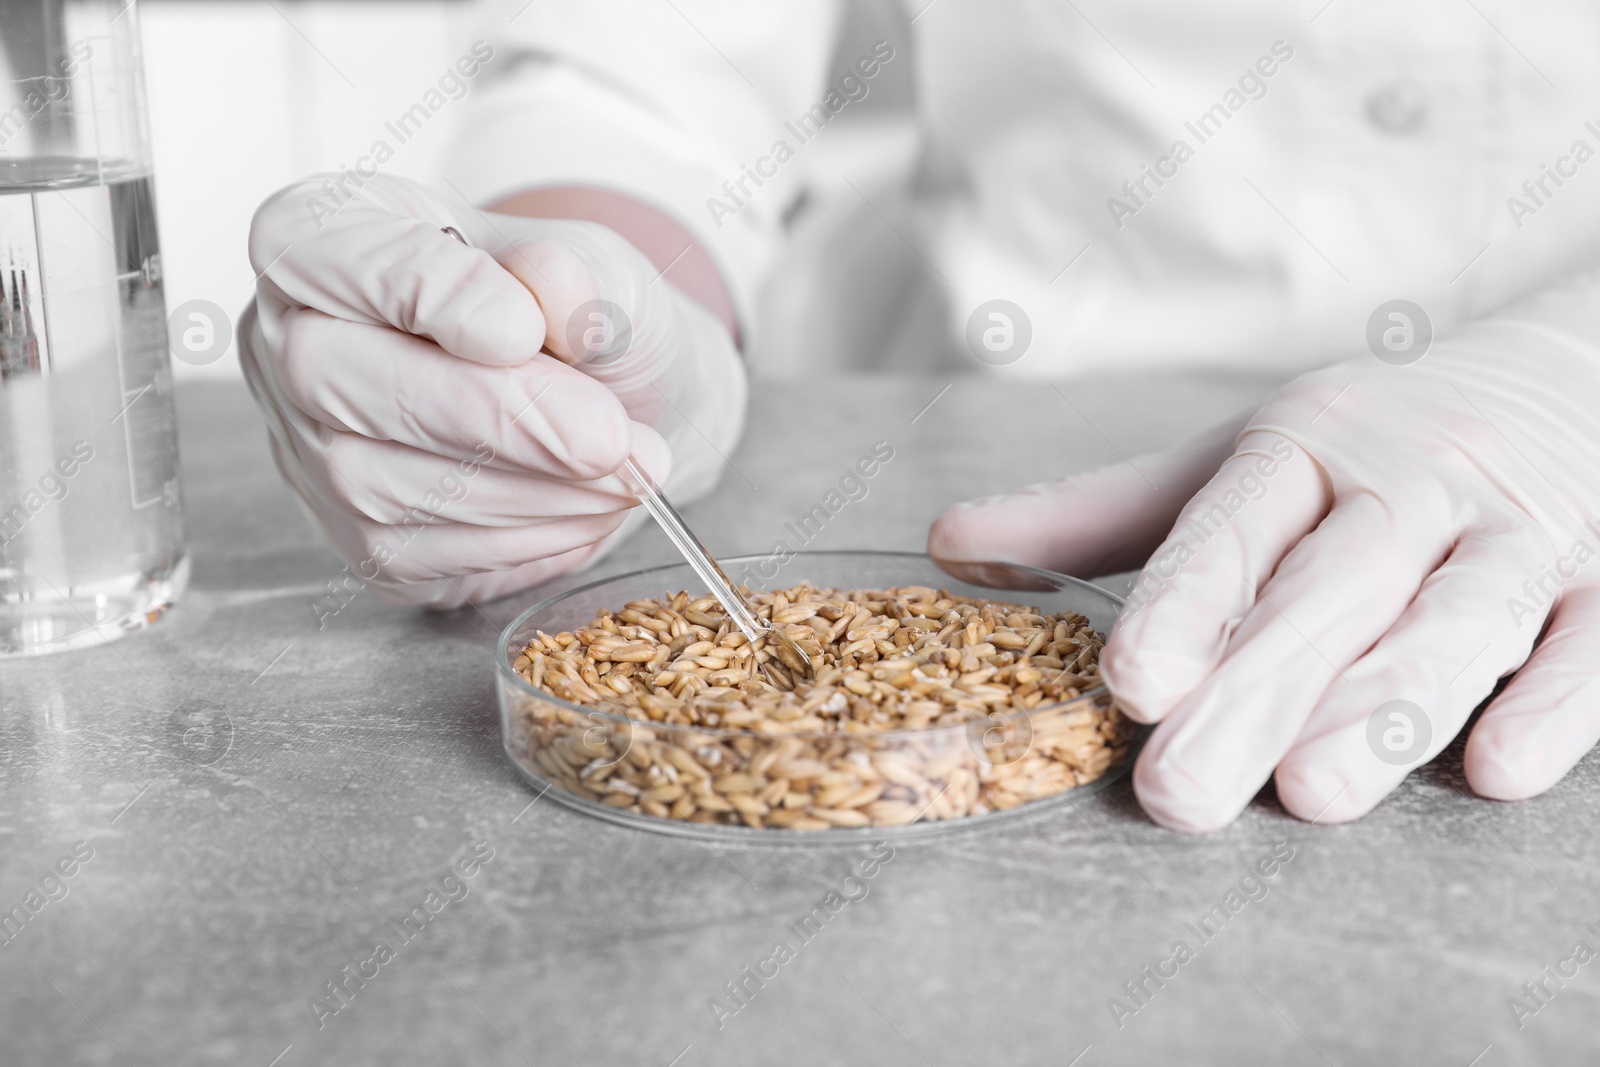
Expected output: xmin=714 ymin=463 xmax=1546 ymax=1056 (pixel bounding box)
xmin=439 ymin=62 xmax=787 ymax=347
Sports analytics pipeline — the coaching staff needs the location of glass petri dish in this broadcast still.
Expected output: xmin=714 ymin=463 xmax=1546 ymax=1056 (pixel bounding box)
xmin=495 ymin=551 xmax=1146 ymax=842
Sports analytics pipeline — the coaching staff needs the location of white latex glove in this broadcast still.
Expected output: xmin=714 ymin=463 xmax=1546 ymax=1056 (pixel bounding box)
xmin=930 ymin=280 xmax=1600 ymax=832
xmin=240 ymin=173 xmax=746 ymax=609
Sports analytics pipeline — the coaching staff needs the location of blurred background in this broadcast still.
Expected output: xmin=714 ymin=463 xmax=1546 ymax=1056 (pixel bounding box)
xmin=141 ymin=0 xmax=923 ymax=381
xmin=145 ymin=0 xmax=519 ymax=381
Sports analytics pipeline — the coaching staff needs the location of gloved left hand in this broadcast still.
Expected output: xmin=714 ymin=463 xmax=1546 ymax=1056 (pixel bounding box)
xmin=930 ymin=280 xmax=1600 ymax=832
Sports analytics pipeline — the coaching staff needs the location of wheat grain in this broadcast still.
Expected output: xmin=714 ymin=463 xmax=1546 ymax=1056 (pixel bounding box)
xmin=506 ymin=584 xmax=1131 ymax=831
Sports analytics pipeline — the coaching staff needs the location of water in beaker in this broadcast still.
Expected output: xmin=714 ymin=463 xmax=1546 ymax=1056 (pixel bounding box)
xmin=1 ymin=0 xmax=188 ymax=654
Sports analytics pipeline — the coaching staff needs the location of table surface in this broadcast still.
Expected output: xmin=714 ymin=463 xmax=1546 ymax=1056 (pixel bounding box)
xmin=5 ymin=374 xmax=1595 ymax=1067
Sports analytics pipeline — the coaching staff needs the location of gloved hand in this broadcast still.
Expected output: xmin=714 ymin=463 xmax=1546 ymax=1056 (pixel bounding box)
xmin=240 ymin=173 xmax=746 ymax=609
xmin=930 ymin=281 xmax=1600 ymax=832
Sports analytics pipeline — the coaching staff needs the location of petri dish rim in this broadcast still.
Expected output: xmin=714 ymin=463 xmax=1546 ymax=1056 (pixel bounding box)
xmin=494 ymin=549 xmax=1145 ymax=842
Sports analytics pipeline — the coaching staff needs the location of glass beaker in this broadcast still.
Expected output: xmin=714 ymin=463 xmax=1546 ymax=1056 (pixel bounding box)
xmin=0 ymin=0 xmax=187 ymax=655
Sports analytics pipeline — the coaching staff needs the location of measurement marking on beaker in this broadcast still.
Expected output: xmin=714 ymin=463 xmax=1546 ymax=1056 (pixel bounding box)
xmin=32 ymin=199 xmax=54 ymax=373
xmin=110 ymin=383 xmax=151 ymax=424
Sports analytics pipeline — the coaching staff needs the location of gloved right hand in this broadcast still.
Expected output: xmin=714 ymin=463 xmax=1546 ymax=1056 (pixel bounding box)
xmin=240 ymin=173 xmax=746 ymax=610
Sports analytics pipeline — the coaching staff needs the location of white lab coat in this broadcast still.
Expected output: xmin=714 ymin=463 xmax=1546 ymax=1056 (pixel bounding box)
xmin=443 ymin=0 xmax=1600 ymax=379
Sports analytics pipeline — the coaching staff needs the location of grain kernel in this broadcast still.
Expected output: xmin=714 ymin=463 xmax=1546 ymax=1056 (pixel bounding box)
xmin=513 ymin=583 xmax=1123 ymax=832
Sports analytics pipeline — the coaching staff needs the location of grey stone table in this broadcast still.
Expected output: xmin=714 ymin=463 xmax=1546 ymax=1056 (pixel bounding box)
xmin=4 ymin=374 xmax=1594 ymax=1066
